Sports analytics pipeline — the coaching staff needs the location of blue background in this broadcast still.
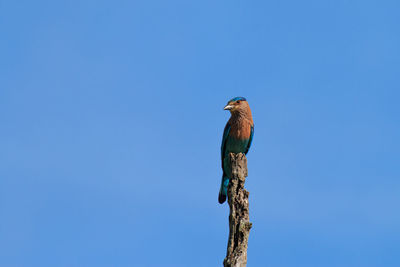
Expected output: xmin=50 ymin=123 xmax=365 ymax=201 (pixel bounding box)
xmin=1 ymin=0 xmax=399 ymax=266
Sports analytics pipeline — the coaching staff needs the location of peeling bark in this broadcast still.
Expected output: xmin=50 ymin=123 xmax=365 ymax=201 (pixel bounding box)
xmin=223 ymin=153 xmax=252 ymax=267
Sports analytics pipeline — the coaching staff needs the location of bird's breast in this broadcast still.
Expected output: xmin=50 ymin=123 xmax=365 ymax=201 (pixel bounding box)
xmin=229 ymin=119 xmax=252 ymax=140
xmin=225 ymin=120 xmax=252 ymax=154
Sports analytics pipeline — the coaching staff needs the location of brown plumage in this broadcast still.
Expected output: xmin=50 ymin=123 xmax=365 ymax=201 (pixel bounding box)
xmin=228 ymin=102 xmax=254 ymax=140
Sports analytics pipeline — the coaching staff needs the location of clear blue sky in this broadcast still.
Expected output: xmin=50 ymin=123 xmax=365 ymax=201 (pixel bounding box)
xmin=1 ymin=0 xmax=399 ymax=266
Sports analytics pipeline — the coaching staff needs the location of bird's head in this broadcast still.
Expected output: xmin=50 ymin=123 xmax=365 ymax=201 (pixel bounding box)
xmin=223 ymin=97 xmax=248 ymax=113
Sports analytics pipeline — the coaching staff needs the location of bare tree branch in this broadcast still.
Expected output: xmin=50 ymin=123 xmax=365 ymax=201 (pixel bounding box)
xmin=223 ymin=153 xmax=252 ymax=267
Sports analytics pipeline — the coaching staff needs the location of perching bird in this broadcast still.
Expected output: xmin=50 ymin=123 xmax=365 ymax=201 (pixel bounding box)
xmin=219 ymin=97 xmax=254 ymax=204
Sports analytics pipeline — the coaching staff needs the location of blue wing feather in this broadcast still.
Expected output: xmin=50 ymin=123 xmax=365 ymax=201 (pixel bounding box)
xmin=244 ymin=125 xmax=254 ymax=154
xmin=221 ymin=122 xmax=231 ymax=169
xmin=219 ymin=122 xmax=231 ymax=203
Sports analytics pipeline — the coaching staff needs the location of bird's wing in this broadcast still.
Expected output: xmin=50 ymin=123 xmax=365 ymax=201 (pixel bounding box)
xmin=221 ymin=122 xmax=231 ymax=169
xmin=244 ymin=124 xmax=254 ymax=154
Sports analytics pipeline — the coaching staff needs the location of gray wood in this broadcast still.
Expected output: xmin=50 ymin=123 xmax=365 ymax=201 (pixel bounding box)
xmin=223 ymin=153 xmax=252 ymax=267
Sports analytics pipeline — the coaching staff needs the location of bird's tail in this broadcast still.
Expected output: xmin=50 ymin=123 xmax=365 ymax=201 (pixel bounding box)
xmin=218 ymin=175 xmax=229 ymax=204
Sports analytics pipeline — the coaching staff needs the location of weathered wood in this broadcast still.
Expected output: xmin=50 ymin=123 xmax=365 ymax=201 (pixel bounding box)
xmin=223 ymin=153 xmax=252 ymax=267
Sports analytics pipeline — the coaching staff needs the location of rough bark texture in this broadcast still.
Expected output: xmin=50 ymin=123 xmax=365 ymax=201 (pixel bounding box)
xmin=223 ymin=153 xmax=252 ymax=267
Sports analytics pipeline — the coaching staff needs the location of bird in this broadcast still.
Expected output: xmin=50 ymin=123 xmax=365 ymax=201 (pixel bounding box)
xmin=219 ymin=97 xmax=254 ymax=204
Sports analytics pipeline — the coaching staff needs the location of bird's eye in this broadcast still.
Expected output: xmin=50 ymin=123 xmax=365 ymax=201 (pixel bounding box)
xmin=236 ymin=100 xmax=241 ymax=104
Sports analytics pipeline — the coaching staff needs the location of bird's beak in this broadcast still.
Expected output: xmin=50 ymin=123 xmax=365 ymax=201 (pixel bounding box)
xmin=224 ymin=104 xmax=234 ymax=110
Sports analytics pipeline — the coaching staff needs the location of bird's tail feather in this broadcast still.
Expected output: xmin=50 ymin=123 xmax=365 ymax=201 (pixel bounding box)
xmin=218 ymin=176 xmax=229 ymax=204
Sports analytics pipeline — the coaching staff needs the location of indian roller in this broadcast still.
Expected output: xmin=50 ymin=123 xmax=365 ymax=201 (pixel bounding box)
xmin=219 ymin=97 xmax=254 ymax=204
